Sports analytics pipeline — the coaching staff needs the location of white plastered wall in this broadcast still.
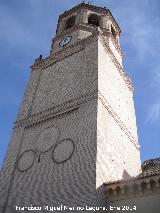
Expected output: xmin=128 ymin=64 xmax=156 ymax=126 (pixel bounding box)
xmin=96 ymin=38 xmax=141 ymax=188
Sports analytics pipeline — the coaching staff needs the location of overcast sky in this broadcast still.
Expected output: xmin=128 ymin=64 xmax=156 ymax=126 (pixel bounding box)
xmin=0 ymin=0 xmax=160 ymax=168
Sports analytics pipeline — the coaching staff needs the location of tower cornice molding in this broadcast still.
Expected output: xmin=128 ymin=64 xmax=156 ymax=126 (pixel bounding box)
xmin=14 ymin=90 xmax=98 ymax=128
xmin=31 ymin=33 xmax=133 ymax=93
xmin=98 ymin=91 xmax=139 ymax=150
xmin=59 ymin=3 xmax=109 ymax=19
xmin=14 ymin=89 xmax=139 ymax=152
xmin=31 ymin=33 xmax=98 ymax=71
xmin=54 ymin=24 xmax=122 ymax=56
xmin=53 ymin=24 xmax=98 ymax=43
xmin=58 ymin=3 xmax=121 ymax=33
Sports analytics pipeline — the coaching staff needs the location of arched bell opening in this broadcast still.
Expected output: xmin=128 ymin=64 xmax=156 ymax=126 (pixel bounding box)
xmin=88 ymin=13 xmax=100 ymax=27
xmin=65 ymin=16 xmax=76 ymax=30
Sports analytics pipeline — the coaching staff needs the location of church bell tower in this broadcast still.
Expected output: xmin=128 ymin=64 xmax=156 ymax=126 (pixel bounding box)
xmin=0 ymin=3 xmax=141 ymax=212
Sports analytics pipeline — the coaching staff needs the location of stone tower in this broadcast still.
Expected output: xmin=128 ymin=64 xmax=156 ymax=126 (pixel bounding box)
xmin=0 ymin=3 xmax=141 ymax=212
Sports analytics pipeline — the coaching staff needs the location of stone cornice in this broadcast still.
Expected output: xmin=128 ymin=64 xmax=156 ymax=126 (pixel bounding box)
xmin=58 ymin=3 xmax=121 ymax=33
xmin=98 ymin=34 xmax=134 ymax=93
xmin=53 ymin=24 xmax=96 ymax=42
xmin=31 ymin=32 xmax=133 ymax=93
xmin=31 ymin=33 xmax=97 ymax=71
xmin=98 ymin=91 xmax=139 ymax=150
xmin=104 ymin=170 xmax=160 ymax=201
xmin=54 ymin=24 xmax=122 ymax=55
xmin=14 ymin=90 xmax=98 ymax=128
xmin=59 ymin=3 xmax=109 ymax=19
xmin=14 ymin=89 xmax=138 ymax=152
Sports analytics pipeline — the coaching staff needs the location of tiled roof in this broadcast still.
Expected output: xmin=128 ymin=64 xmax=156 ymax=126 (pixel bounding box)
xmin=104 ymin=157 xmax=160 ymax=186
xmin=142 ymin=157 xmax=160 ymax=172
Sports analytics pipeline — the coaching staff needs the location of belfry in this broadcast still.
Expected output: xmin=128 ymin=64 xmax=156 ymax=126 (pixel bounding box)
xmin=1 ymin=3 xmax=149 ymax=212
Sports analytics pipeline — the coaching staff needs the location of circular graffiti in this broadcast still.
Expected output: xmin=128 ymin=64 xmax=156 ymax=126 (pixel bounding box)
xmin=52 ymin=138 xmax=75 ymax=164
xmin=17 ymin=150 xmax=36 ymax=172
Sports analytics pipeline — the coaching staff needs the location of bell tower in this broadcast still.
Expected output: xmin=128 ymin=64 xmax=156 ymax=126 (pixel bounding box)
xmin=0 ymin=3 xmax=141 ymax=212
xmin=51 ymin=3 xmax=122 ymax=66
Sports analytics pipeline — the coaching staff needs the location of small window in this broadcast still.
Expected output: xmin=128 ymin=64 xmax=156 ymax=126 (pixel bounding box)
xmin=65 ymin=16 xmax=76 ymax=29
xmin=88 ymin=14 xmax=100 ymax=27
xmin=111 ymin=25 xmax=116 ymax=39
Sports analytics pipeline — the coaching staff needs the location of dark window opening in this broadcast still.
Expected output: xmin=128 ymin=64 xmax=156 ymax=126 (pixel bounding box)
xmin=141 ymin=182 xmax=147 ymax=193
xmin=108 ymin=188 xmax=113 ymax=196
xmin=65 ymin=16 xmax=76 ymax=29
xmin=111 ymin=25 xmax=116 ymax=39
xmin=88 ymin=14 xmax=100 ymax=27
